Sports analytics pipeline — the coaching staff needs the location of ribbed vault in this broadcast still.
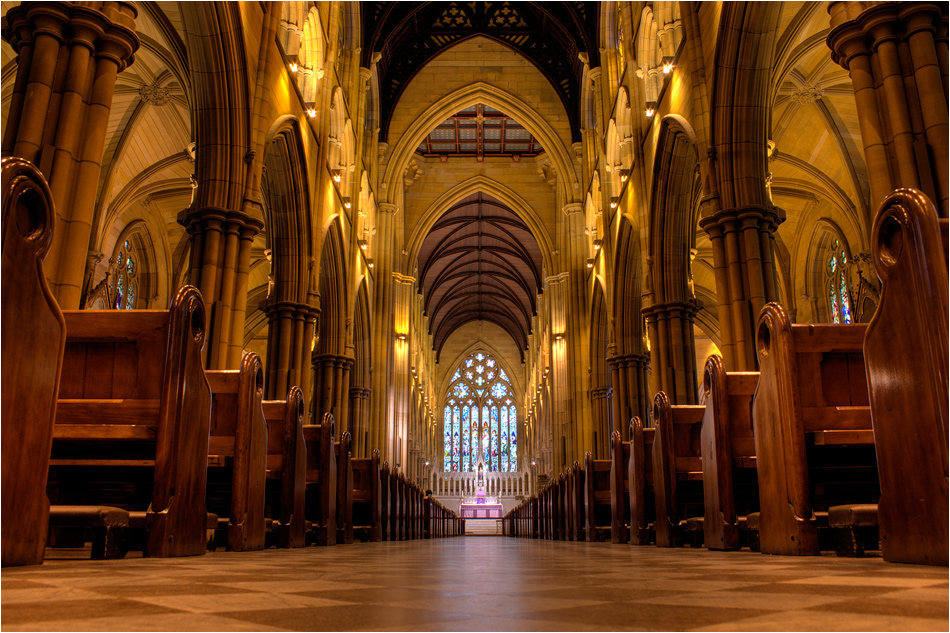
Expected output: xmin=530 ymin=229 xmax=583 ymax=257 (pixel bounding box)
xmin=419 ymin=193 xmax=542 ymax=361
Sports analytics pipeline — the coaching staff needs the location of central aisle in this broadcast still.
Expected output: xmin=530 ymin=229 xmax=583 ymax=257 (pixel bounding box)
xmin=2 ymin=538 xmax=946 ymax=631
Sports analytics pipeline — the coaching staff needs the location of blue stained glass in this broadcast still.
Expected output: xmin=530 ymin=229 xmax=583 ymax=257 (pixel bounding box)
xmin=126 ymin=256 xmax=134 ymax=276
xmin=115 ymin=276 xmax=124 ymax=309
xmin=829 ymin=254 xmax=837 ymax=274
xmin=443 ymin=410 xmax=451 ymax=471
xmin=840 ymin=273 xmax=853 ymax=324
xmin=127 ymin=283 xmax=134 ymax=309
xmin=499 ymin=369 xmax=508 ymax=381
xmin=491 ymin=382 xmax=507 ymax=398
xmin=482 ymin=406 xmax=490 ymax=464
xmin=471 ymin=408 xmax=479 ymax=467
xmin=461 ymin=406 xmax=470 ymax=471
xmin=830 ymin=284 xmax=840 ymax=324
xmin=476 ymin=353 xmax=485 ymax=361
xmin=452 ymin=370 xmax=461 ymax=381
xmin=509 ymin=406 xmax=517 ymax=470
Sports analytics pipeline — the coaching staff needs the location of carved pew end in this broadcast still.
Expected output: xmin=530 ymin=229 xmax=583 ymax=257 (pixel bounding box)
xmin=47 ymin=506 xmax=130 ymax=560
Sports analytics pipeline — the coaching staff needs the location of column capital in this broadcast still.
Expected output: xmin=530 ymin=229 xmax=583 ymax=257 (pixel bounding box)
xmin=562 ymin=202 xmax=584 ymax=216
xmin=378 ymin=202 xmax=398 ymax=214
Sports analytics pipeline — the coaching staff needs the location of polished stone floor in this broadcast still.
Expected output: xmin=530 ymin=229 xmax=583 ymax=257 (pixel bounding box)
xmin=2 ymin=537 xmax=947 ymax=631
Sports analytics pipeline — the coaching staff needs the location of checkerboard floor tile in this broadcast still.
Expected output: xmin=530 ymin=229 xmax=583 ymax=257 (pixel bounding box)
xmin=3 ymin=538 xmax=947 ymax=631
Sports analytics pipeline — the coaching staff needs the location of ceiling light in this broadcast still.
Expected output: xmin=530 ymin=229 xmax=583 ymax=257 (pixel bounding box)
xmin=662 ymin=57 xmax=674 ymax=74
xmin=645 ymin=102 xmax=656 ymax=118
xmin=289 ymin=61 xmax=298 ymax=73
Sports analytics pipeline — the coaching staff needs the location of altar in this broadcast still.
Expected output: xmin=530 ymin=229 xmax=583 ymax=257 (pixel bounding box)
xmin=459 ymin=502 xmax=504 ymax=519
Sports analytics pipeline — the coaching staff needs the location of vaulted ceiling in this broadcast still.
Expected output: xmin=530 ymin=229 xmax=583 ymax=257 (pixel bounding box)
xmin=418 ymin=192 xmax=543 ymax=361
xmin=362 ymin=1 xmax=598 ymax=142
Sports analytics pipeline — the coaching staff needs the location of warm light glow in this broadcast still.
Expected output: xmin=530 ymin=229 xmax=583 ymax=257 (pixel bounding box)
xmin=332 ymin=173 xmax=342 ymax=183
xmin=587 ymin=258 xmax=594 ymax=268
xmin=306 ymin=108 xmax=316 ymax=118
xmin=553 ymin=333 xmax=565 ymax=342
xmin=343 ymin=198 xmax=351 ymax=209
xmin=367 ymin=259 xmax=374 ymax=268
xmin=289 ymin=62 xmax=298 ymax=73
xmin=593 ymin=240 xmax=602 ymax=250
xmin=645 ymin=107 xmax=655 ymax=117
xmin=663 ymin=62 xmax=673 ymax=74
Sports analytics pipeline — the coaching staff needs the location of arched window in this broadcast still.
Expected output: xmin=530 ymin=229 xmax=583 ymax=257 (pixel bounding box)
xmin=827 ymin=239 xmax=853 ymax=324
xmin=442 ymin=351 xmax=518 ymax=473
xmin=111 ymin=239 xmax=139 ymax=310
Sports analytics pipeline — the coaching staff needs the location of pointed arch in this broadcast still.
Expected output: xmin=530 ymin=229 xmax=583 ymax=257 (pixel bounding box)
xmin=383 ymin=82 xmax=579 ymax=205
xmin=650 ymin=115 xmax=701 ymax=304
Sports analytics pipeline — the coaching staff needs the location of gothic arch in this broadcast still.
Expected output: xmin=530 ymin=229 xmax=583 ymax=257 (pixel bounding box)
xmin=613 ymin=214 xmax=645 ymax=356
xmin=316 ymin=219 xmax=348 ymax=357
xmin=649 ymin=115 xmax=701 ymax=304
xmin=711 ymin=1 xmax=783 ymax=211
xmin=382 ymin=82 xmax=580 ymax=205
xmin=262 ymin=118 xmax=313 ymax=305
xmin=589 ymin=278 xmax=612 ymax=458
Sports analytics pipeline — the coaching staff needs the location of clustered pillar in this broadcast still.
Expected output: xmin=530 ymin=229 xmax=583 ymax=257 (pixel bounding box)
xmin=643 ymin=300 xmax=702 ymax=405
xmin=311 ymin=353 xmax=353 ymax=435
xmin=828 ymin=2 xmax=949 ymax=219
xmin=2 ymin=1 xmax=138 ymax=309
xmin=179 ymin=210 xmax=264 ymax=369
xmin=699 ymin=207 xmax=783 ymax=371
xmin=263 ymin=300 xmax=318 ymax=402
xmin=607 ymin=353 xmax=651 ymax=436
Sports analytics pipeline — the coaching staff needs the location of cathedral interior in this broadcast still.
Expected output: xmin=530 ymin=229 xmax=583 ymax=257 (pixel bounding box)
xmin=1 ymin=1 xmax=948 ymax=631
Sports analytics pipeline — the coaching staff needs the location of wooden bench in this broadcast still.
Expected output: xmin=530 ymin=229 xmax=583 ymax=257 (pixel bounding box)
xmin=205 ymin=351 xmax=267 ymax=552
xmin=753 ymin=302 xmax=878 ymax=556
xmin=303 ymin=413 xmax=337 ymax=545
xmin=379 ymin=461 xmax=391 ymax=541
xmin=1 ymin=157 xmax=67 ymax=567
xmin=700 ymin=354 xmax=760 ymax=551
xmin=263 ymin=386 xmax=307 ymax=548
xmin=351 ymin=449 xmax=381 ymax=542
xmin=628 ymin=416 xmax=656 ymax=545
xmin=584 ymin=452 xmax=612 ymax=542
xmin=48 ymin=285 xmax=212 ymax=558
xmin=388 ymin=468 xmax=403 ymax=541
xmin=335 ymin=431 xmax=354 ymax=544
xmin=610 ymin=429 xmax=631 ymax=544
xmin=864 ymin=188 xmax=948 ymax=566
xmin=652 ymin=392 xmax=705 ymax=548
xmin=569 ymin=461 xmax=584 ymax=541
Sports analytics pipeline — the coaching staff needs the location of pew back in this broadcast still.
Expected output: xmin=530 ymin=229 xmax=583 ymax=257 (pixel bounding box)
xmin=262 ymin=387 xmax=307 ymax=548
xmin=1 ymin=158 xmax=67 ymax=567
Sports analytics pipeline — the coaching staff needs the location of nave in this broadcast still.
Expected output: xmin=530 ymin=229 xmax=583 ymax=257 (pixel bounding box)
xmin=2 ymin=538 xmax=947 ymax=632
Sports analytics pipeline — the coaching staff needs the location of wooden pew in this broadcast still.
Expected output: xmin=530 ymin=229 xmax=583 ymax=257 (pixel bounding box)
xmin=584 ymin=452 xmax=612 ymax=542
xmin=351 ymin=449 xmax=381 ymax=542
xmin=303 ymin=413 xmax=337 ymax=546
xmin=555 ymin=472 xmax=567 ymax=541
xmin=335 ymin=431 xmax=354 ymax=544
xmin=863 ymin=188 xmax=948 ymax=566
xmin=379 ymin=461 xmax=391 ymax=541
xmin=388 ymin=468 xmax=403 ymax=541
xmin=610 ymin=430 xmax=631 ymax=544
xmin=262 ymin=386 xmax=307 ymax=548
xmin=1 ymin=157 xmax=67 ymax=567
xmin=753 ymin=302 xmax=878 ymax=556
xmin=569 ymin=461 xmax=584 ymax=541
xmin=652 ymin=392 xmax=706 ymax=548
xmin=205 ymin=351 xmax=268 ymax=552
xmin=628 ymin=416 xmax=656 ymax=545
xmin=48 ymin=285 xmax=212 ymax=558
xmin=700 ymin=355 xmax=760 ymax=551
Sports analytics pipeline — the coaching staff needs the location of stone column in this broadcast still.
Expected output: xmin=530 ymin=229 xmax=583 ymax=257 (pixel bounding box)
xmin=699 ymin=206 xmax=783 ymax=371
xmin=643 ymin=300 xmax=701 ymax=404
xmin=2 ymin=2 xmax=138 ymax=309
xmin=263 ymin=299 xmax=319 ymax=400
xmin=370 ymin=203 xmax=397 ymax=461
xmin=179 ymin=209 xmax=264 ymax=369
xmin=589 ymin=387 xmax=612 ymax=459
xmin=828 ymin=1 xmax=949 ymax=217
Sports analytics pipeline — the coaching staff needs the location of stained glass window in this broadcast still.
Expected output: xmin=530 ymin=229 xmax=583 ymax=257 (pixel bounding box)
xmin=827 ymin=239 xmax=853 ymax=325
xmin=110 ymin=239 xmax=139 ymax=310
xmin=441 ymin=350 xmax=519 ymax=472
